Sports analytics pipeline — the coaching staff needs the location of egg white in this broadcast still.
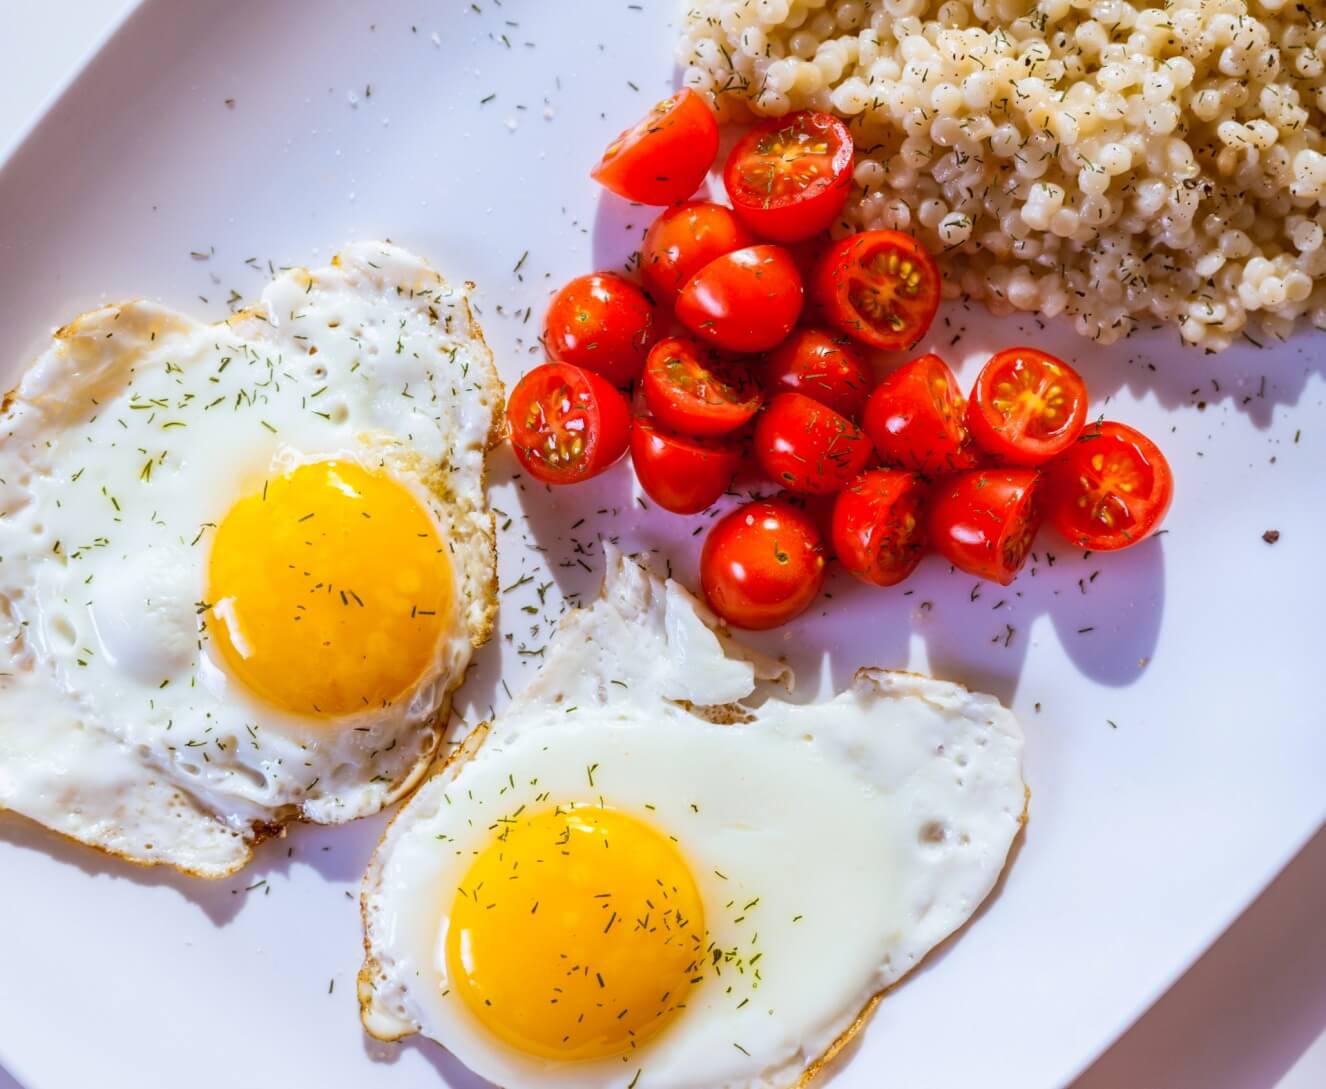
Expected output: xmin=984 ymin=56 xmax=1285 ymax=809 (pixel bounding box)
xmin=359 ymin=547 xmax=1026 ymax=1089
xmin=0 ymin=242 xmax=502 ymax=877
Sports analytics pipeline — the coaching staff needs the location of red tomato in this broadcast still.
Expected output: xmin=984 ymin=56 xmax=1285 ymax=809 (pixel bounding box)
xmin=1044 ymin=421 xmax=1173 ymax=550
xmin=968 ymin=348 xmax=1089 ymax=465
xmin=544 ymin=272 xmax=658 ymax=387
xmin=754 ymin=392 xmax=873 ymax=496
xmin=675 ymin=245 xmax=804 ymax=353
xmin=723 ymin=110 xmax=854 ymax=242
xmin=642 ymin=336 xmax=762 ymax=437
xmin=590 ymin=88 xmax=719 ymax=206
xmin=814 ymin=230 xmax=941 ymax=350
xmin=506 ymin=363 xmax=631 ymax=484
xmin=832 ymin=470 xmax=931 ymax=587
xmin=863 ymin=354 xmax=977 ymax=475
xmin=630 ymin=417 xmax=741 ymax=514
xmin=765 ymin=327 xmax=872 ymax=421
xmin=640 ymin=202 xmax=754 ymax=304
xmin=701 ymin=499 xmax=826 ymax=629
xmin=928 ymin=468 xmax=1043 ymax=585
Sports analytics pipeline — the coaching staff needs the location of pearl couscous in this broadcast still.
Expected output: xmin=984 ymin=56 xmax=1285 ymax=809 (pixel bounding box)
xmin=678 ymin=0 xmax=1326 ymax=349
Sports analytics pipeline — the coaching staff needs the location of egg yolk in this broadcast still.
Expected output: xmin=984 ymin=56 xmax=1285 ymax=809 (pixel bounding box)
xmin=206 ymin=459 xmax=450 ymax=716
xmin=445 ymin=806 xmax=705 ymax=1061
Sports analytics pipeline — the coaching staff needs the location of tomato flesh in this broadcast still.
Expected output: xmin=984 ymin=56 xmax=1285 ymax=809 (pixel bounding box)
xmin=764 ymin=327 xmax=872 ymax=421
xmin=724 ymin=111 xmax=854 ymax=243
xmin=754 ymin=392 xmax=872 ymax=496
xmin=1045 ymin=421 xmax=1172 ymax=550
xmin=643 ymin=336 xmax=762 ymax=438
xmin=591 ymin=88 xmax=719 ymax=206
xmin=544 ymin=272 xmax=659 ymax=387
xmin=701 ymin=499 xmax=826 ymax=630
xmin=928 ymin=468 xmax=1043 ymax=584
xmin=832 ymin=470 xmax=931 ymax=587
xmin=863 ymin=354 xmax=976 ymax=475
xmin=641 ymin=202 xmax=754 ymax=304
xmin=968 ymin=347 xmax=1088 ymax=465
xmin=675 ymin=245 xmax=804 ymax=353
xmin=630 ymin=418 xmax=741 ymax=515
xmin=506 ymin=363 xmax=631 ymax=484
xmin=814 ymin=231 xmax=941 ymax=351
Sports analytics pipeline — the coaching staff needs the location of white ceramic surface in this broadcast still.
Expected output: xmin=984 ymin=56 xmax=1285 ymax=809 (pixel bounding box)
xmin=1 ymin=3 xmax=1324 ymax=1089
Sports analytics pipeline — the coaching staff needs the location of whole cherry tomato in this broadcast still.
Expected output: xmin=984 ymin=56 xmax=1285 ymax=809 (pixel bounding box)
xmin=675 ymin=245 xmax=804 ymax=353
xmin=814 ymin=230 xmax=941 ymax=350
xmin=754 ymin=392 xmax=873 ymax=496
xmin=968 ymin=347 xmax=1089 ymax=465
xmin=862 ymin=354 xmax=977 ymax=475
xmin=765 ymin=327 xmax=873 ymax=421
xmin=630 ymin=417 xmax=741 ymax=514
xmin=642 ymin=336 xmax=762 ymax=437
xmin=832 ymin=469 xmax=931 ymax=587
xmin=506 ymin=363 xmax=631 ymax=484
xmin=591 ymin=88 xmax=719 ymax=206
xmin=640 ymin=202 xmax=754 ymax=304
xmin=701 ymin=499 xmax=826 ymax=629
xmin=544 ymin=272 xmax=659 ymax=387
xmin=928 ymin=468 xmax=1043 ymax=584
xmin=1044 ymin=421 xmax=1172 ymax=550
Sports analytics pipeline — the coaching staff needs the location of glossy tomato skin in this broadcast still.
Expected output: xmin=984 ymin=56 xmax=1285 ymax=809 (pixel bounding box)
xmin=591 ymin=88 xmax=719 ymax=206
xmin=968 ymin=347 xmax=1089 ymax=466
xmin=765 ymin=327 xmax=872 ymax=421
xmin=832 ymin=469 xmax=931 ymax=587
xmin=723 ymin=111 xmax=854 ymax=243
xmin=630 ymin=417 xmax=741 ymax=514
xmin=642 ymin=336 xmax=762 ymax=437
xmin=506 ymin=363 xmax=631 ymax=484
xmin=1044 ymin=421 xmax=1173 ymax=550
xmin=928 ymin=468 xmax=1043 ymax=585
xmin=754 ymin=392 xmax=873 ymax=496
xmin=544 ymin=272 xmax=659 ymax=387
xmin=641 ymin=202 xmax=754 ymax=304
xmin=675 ymin=245 xmax=804 ymax=353
xmin=814 ymin=230 xmax=941 ymax=351
xmin=863 ymin=354 xmax=977 ymax=475
xmin=701 ymin=499 xmax=826 ymax=630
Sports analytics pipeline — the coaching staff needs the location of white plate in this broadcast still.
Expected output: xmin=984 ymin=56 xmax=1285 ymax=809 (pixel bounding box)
xmin=0 ymin=3 xmax=1323 ymax=1088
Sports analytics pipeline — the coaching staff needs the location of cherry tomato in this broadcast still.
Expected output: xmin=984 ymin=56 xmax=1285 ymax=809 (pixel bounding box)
xmin=640 ymin=202 xmax=754 ymax=304
xmin=642 ymin=336 xmax=762 ymax=437
xmin=863 ymin=354 xmax=977 ymax=475
xmin=814 ymin=230 xmax=941 ymax=350
xmin=591 ymin=88 xmax=719 ymax=206
xmin=544 ymin=272 xmax=658 ymax=387
xmin=675 ymin=245 xmax=804 ymax=353
xmin=968 ymin=348 xmax=1089 ymax=465
xmin=928 ymin=468 xmax=1043 ymax=585
xmin=723 ymin=110 xmax=854 ymax=243
xmin=832 ymin=470 xmax=931 ymax=587
xmin=765 ymin=327 xmax=872 ymax=421
xmin=506 ymin=363 xmax=631 ymax=484
xmin=1044 ymin=421 xmax=1173 ymax=550
xmin=754 ymin=392 xmax=873 ymax=496
xmin=630 ymin=417 xmax=741 ymax=515
xmin=701 ymin=499 xmax=826 ymax=630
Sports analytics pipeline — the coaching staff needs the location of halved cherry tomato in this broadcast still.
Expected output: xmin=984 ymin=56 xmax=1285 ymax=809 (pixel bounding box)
xmin=814 ymin=230 xmax=941 ymax=350
xmin=832 ymin=470 xmax=931 ymax=587
xmin=754 ymin=392 xmax=872 ymax=496
xmin=506 ymin=363 xmax=631 ymax=484
xmin=701 ymin=498 xmax=826 ymax=630
xmin=765 ymin=327 xmax=872 ymax=421
xmin=544 ymin=272 xmax=658 ymax=387
xmin=723 ymin=110 xmax=854 ymax=243
xmin=630 ymin=417 xmax=741 ymax=515
xmin=928 ymin=468 xmax=1043 ymax=585
xmin=675 ymin=245 xmax=804 ymax=353
xmin=863 ymin=354 xmax=977 ymax=475
xmin=641 ymin=202 xmax=754 ymax=304
xmin=591 ymin=88 xmax=719 ymax=206
xmin=642 ymin=336 xmax=762 ymax=437
xmin=1044 ymin=421 xmax=1172 ymax=550
xmin=968 ymin=348 xmax=1088 ymax=465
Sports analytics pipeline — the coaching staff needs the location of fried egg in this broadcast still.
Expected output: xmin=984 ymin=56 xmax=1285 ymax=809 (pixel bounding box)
xmin=359 ymin=547 xmax=1026 ymax=1089
xmin=0 ymin=242 xmax=502 ymax=877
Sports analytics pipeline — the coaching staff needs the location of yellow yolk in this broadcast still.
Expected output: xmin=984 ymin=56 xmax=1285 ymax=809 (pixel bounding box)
xmin=445 ymin=806 xmax=706 ymax=1061
xmin=206 ymin=459 xmax=450 ymax=716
